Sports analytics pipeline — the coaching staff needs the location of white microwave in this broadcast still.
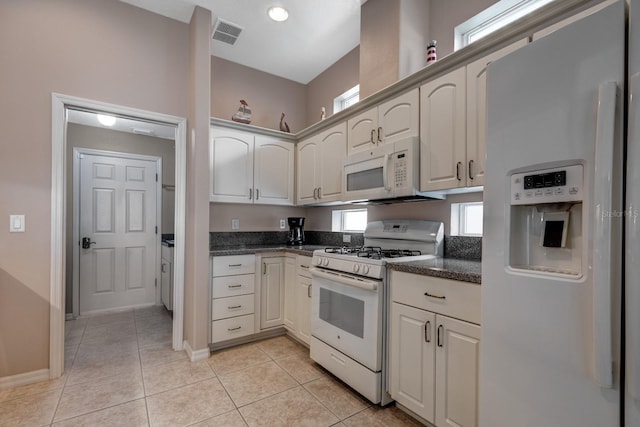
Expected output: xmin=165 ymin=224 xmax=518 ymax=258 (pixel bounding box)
xmin=344 ymin=137 xmax=436 ymax=202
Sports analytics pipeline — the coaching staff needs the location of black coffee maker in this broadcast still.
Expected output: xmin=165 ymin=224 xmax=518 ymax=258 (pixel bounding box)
xmin=287 ymin=217 xmax=305 ymax=246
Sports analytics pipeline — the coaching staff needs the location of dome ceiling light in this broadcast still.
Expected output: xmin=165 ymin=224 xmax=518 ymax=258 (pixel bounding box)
xmin=268 ymin=6 xmax=289 ymax=22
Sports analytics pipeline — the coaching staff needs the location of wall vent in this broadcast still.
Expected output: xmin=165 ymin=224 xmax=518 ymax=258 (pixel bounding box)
xmin=213 ymin=19 xmax=243 ymax=45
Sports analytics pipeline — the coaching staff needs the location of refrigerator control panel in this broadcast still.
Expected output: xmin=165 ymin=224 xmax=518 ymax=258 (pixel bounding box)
xmin=510 ymin=164 xmax=583 ymax=205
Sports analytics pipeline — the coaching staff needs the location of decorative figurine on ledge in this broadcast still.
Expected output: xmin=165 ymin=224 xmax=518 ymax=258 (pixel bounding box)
xmin=279 ymin=112 xmax=290 ymax=133
xmin=232 ymin=100 xmax=252 ymax=124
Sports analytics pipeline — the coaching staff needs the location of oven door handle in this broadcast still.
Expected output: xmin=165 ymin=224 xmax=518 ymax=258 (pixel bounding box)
xmin=310 ymin=267 xmax=379 ymax=292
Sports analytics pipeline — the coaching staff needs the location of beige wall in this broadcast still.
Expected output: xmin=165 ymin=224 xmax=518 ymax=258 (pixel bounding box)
xmin=64 ymin=124 xmax=176 ymax=313
xmin=303 ymin=192 xmax=483 ymax=235
xmin=430 ymin=0 xmax=499 ymax=58
xmin=184 ymin=6 xmax=212 ymax=353
xmin=210 ymin=203 xmax=306 ymax=232
xmin=0 ymin=0 xmax=189 ymax=378
xmin=211 ymin=57 xmax=307 ymax=133
xmin=360 ymin=0 xmax=401 ymax=98
xmin=305 ymin=47 xmax=360 ymax=128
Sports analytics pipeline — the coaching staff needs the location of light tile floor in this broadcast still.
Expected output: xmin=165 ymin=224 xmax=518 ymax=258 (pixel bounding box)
xmin=0 ymin=306 xmax=423 ymax=426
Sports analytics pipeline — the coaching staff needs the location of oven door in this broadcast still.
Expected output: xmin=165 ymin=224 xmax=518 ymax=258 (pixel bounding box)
xmin=310 ymin=267 xmax=382 ymax=371
xmin=343 ymin=144 xmax=394 ymax=202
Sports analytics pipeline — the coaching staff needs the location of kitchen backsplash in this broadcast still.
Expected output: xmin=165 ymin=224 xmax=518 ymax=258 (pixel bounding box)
xmin=209 ymin=231 xmax=481 ymax=260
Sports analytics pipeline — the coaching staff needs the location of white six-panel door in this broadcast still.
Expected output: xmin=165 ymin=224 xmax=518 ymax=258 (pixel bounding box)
xmin=79 ymin=152 xmax=158 ymax=314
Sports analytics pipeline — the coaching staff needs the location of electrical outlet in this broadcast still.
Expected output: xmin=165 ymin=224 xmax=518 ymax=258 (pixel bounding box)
xmin=231 ymin=219 xmax=240 ymax=230
xmin=279 ymin=219 xmax=286 ymax=229
xmin=343 ymin=234 xmax=351 ymax=243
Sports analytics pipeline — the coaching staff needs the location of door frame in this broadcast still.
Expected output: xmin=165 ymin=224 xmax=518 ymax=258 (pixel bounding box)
xmin=72 ymin=148 xmax=162 ymax=316
xmin=51 ymin=93 xmax=187 ymax=379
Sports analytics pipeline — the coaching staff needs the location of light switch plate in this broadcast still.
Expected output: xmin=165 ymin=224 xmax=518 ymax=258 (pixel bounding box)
xmin=231 ymin=219 xmax=240 ymax=230
xmin=10 ymin=215 xmax=25 ymax=232
xmin=280 ymin=219 xmax=286 ymax=229
xmin=343 ymin=234 xmax=351 ymax=243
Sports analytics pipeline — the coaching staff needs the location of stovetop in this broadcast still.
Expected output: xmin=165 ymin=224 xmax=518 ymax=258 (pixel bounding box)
xmin=324 ymin=246 xmax=424 ymax=260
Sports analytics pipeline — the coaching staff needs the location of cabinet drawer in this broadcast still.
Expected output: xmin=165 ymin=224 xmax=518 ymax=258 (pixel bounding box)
xmin=390 ymin=271 xmax=481 ymax=324
xmin=212 ymin=255 xmax=255 ymax=276
xmin=211 ymin=314 xmax=255 ymax=342
xmin=297 ymin=255 xmax=312 ymax=278
xmin=211 ymin=274 xmax=255 ymax=298
xmin=211 ymin=294 xmax=254 ymax=321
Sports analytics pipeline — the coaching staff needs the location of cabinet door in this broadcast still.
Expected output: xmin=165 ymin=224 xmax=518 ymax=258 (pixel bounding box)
xmin=378 ymin=88 xmax=419 ymax=145
xmin=466 ymin=39 xmax=527 ymax=187
xmin=297 ymin=275 xmax=312 ymax=345
xmin=260 ymin=258 xmax=284 ymax=329
xmin=435 ymin=315 xmax=481 ymax=427
xmin=296 ymin=137 xmax=319 ymax=205
xmin=390 ymin=302 xmax=436 ymax=423
xmin=210 ymin=127 xmax=254 ymax=203
xmin=318 ymin=122 xmax=347 ymax=202
xmin=283 ymin=256 xmax=297 ymax=331
xmin=254 ymin=136 xmax=294 ymax=205
xmin=420 ymin=67 xmax=467 ymax=191
xmin=347 ymin=107 xmax=377 ymax=156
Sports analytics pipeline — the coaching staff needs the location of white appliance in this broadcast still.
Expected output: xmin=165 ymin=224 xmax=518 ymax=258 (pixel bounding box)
xmin=343 ymin=137 xmax=444 ymax=202
xmin=310 ymin=220 xmax=444 ymax=405
xmin=482 ymin=1 xmax=639 ymax=426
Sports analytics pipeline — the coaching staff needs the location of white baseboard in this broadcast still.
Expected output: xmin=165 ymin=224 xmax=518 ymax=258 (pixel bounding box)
xmin=183 ymin=340 xmax=210 ymax=362
xmin=65 ymin=313 xmax=74 ymax=321
xmin=0 ymin=369 xmax=50 ymax=390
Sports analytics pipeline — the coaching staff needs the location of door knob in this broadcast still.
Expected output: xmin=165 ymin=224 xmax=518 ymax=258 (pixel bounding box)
xmin=81 ymin=237 xmax=96 ymax=249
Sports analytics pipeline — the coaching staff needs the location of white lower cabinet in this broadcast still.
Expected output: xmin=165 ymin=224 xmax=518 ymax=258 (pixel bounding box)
xmin=210 ymin=255 xmax=257 ymax=343
xmin=283 ymin=255 xmax=312 ymax=345
xmin=260 ymin=257 xmax=284 ymax=329
xmin=389 ymin=271 xmax=481 ymax=427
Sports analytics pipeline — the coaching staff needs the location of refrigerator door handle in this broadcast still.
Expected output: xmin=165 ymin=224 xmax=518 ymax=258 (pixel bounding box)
xmin=627 ymin=72 xmax=640 ymax=400
xmin=592 ymin=80 xmax=617 ymax=389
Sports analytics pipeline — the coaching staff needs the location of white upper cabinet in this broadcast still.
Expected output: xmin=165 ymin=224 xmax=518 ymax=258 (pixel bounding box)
xmin=420 ymin=67 xmax=467 ymax=191
xmin=421 ymin=39 xmax=527 ymax=192
xmin=210 ymin=126 xmax=294 ymax=205
xmin=347 ymin=88 xmax=419 ymax=156
xmin=210 ymin=128 xmax=254 ymax=202
xmin=296 ymin=122 xmax=346 ymax=205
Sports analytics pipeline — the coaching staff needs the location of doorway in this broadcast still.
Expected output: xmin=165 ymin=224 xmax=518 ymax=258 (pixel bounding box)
xmin=74 ymin=149 xmax=161 ymax=315
xmin=50 ymin=93 xmax=187 ymax=379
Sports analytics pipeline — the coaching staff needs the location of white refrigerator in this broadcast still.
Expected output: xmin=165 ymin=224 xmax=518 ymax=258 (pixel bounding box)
xmin=482 ymin=0 xmax=640 ymax=425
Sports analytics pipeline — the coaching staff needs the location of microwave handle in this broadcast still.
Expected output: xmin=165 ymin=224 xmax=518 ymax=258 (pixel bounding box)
xmin=383 ymin=153 xmax=391 ymax=191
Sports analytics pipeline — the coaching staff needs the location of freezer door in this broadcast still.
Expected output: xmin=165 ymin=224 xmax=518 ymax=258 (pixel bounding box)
xmin=626 ymin=0 xmax=640 ymax=424
xmin=481 ymin=1 xmax=624 ymax=427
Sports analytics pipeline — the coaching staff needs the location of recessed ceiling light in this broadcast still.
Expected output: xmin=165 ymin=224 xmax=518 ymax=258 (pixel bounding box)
xmin=268 ymin=6 xmax=289 ymax=22
xmin=97 ymin=114 xmax=116 ymax=127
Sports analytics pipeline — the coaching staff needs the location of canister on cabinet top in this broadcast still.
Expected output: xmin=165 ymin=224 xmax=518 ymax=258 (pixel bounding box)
xmin=426 ymin=40 xmax=437 ymax=64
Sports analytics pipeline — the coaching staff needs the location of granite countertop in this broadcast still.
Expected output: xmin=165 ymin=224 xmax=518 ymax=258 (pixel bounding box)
xmin=209 ymin=244 xmax=328 ymax=257
xmin=387 ymin=258 xmax=482 ymax=284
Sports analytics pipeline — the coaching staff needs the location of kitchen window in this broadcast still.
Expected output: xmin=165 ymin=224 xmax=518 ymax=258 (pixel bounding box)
xmin=451 ymin=202 xmax=483 ymax=236
xmin=334 ymin=85 xmax=360 ymax=114
xmin=454 ymin=0 xmax=555 ymax=49
xmin=332 ymin=208 xmax=367 ymax=232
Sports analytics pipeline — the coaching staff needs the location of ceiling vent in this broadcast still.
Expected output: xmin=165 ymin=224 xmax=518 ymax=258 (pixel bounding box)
xmin=212 ymin=19 xmax=243 ymax=45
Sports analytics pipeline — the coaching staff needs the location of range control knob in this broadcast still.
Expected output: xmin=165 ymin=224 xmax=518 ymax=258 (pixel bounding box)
xmin=315 ymin=257 xmax=322 ymax=266
xmin=322 ymin=258 xmax=329 ymax=266
xmin=362 ymin=265 xmax=370 ymax=274
xmin=353 ymin=264 xmax=360 ymax=273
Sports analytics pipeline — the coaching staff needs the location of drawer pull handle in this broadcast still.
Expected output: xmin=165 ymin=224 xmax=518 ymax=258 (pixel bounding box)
xmin=228 ymin=305 xmax=242 ymax=309
xmin=330 ymin=353 xmax=346 ymax=366
xmin=228 ymin=264 xmax=242 ymax=267
xmin=228 ymin=326 xmax=242 ymax=331
xmin=424 ymin=292 xmax=446 ymax=300
xmin=300 ymin=265 xmax=309 ymax=269
xmin=308 ymin=284 xmax=312 ymax=298
xmin=228 ymin=284 xmax=242 ymax=289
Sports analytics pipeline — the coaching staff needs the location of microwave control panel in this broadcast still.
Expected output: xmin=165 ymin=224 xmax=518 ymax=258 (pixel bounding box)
xmin=394 ymin=153 xmax=408 ymax=188
xmin=510 ymin=164 xmax=583 ymax=205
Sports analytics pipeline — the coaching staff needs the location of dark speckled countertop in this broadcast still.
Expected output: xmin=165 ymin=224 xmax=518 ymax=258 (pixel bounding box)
xmin=387 ymin=258 xmax=482 ymax=284
xmin=209 ymin=244 xmax=327 ymax=257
